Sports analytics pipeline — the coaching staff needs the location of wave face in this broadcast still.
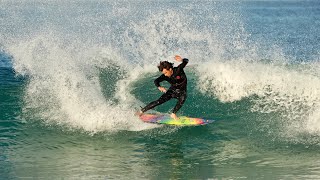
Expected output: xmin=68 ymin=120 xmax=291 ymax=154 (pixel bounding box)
xmin=1 ymin=0 xmax=320 ymax=139
xmin=2 ymin=1 xmax=320 ymax=179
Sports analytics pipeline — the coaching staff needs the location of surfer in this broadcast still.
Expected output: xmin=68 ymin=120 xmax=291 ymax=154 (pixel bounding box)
xmin=136 ymin=55 xmax=188 ymax=120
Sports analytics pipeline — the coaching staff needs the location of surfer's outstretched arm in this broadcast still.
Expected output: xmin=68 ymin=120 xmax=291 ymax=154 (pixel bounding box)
xmin=175 ymin=55 xmax=189 ymax=70
xmin=154 ymin=74 xmax=165 ymax=87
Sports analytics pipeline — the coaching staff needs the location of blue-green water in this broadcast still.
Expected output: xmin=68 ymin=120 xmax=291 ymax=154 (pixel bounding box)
xmin=1 ymin=0 xmax=320 ymax=179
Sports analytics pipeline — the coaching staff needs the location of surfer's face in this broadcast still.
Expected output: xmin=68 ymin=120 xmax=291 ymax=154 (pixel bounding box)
xmin=162 ymin=68 xmax=173 ymax=77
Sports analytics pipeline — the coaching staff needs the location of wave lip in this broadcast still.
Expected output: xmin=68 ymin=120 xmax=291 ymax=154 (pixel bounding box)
xmin=196 ymin=60 xmax=320 ymax=138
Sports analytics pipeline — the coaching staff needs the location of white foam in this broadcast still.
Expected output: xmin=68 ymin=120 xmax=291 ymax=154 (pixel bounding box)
xmin=9 ymin=34 xmax=159 ymax=133
xmin=4 ymin=4 xmax=222 ymax=133
xmin=4 ymin=0 xmax=320 ymax=138
xmin=196 ymin=60 xmax=320 ymax=136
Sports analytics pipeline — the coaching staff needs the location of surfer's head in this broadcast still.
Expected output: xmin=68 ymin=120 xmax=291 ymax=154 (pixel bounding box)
xmin=158 ymin=61 xmax=173 ymax=77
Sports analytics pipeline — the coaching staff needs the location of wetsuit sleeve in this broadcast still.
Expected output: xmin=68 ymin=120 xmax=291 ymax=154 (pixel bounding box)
xmin=177 ymin=58 xmax=189 ymax=70
xmin=154 ymin=74 xmax=166 ymax=87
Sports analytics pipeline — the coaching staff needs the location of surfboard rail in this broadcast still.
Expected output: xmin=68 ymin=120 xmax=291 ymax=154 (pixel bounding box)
xmin=139 ymin=113 xmax=215 ymax=126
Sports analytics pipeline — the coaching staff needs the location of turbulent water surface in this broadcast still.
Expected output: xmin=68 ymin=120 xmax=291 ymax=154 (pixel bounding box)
xmin=1 ymin=0 xmax=320 ymax=179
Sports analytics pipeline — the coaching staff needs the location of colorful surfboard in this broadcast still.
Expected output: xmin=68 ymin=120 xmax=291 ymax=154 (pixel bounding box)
xmin=139 ymin=113 xmax=215 ymax=126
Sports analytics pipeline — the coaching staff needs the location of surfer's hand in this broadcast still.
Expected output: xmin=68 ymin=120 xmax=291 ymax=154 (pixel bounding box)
xmin=171 ymin=113 xmax=178 ymax=120
xmin=174 ymin=55 xmax=182 ymax=62
xmin=158 ymin=87 xmax=167 ymax=93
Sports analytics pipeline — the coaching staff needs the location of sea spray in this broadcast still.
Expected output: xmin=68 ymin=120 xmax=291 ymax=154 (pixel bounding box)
xmin=3 ymin=0 xmax=320 ymax=139
xmin=196 ymin=60 xmax=320 ymax=141
xmin=8 ymin=34 xmax=157 ymax=132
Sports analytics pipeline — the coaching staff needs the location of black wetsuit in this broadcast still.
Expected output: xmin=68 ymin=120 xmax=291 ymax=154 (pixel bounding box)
xmin=141 ymin=58 xmax=189 ymax=114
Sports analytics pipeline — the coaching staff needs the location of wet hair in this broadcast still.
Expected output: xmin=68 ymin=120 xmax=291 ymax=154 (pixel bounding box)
xmin=158 ymin=61 xmax=173 ymax=72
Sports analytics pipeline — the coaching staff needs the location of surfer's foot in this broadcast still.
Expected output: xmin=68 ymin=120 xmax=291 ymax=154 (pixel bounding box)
xmin=170 ymin=113 xmax=178 ymax=120
xmin=135 ymin=110 xmax=143 ymax=116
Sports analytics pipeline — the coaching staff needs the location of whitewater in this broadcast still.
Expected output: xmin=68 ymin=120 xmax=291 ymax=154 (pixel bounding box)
xmin=1 ymin=0 xmax=320 ymax=179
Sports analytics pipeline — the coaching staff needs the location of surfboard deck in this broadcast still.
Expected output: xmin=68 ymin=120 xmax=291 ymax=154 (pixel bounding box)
xmin=139 ymin=113 xmax=215 ymax=126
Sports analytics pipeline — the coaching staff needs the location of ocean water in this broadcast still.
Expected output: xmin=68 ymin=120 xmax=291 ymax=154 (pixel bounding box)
xmin=1 ymin=0 xmax=320 ymax=179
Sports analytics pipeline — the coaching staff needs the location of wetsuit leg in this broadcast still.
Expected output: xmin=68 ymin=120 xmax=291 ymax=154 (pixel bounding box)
xmin=172 ymin=91 xmax=187 ymax=114
xmin=141 ymin=90 xmax=174 ymax=113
